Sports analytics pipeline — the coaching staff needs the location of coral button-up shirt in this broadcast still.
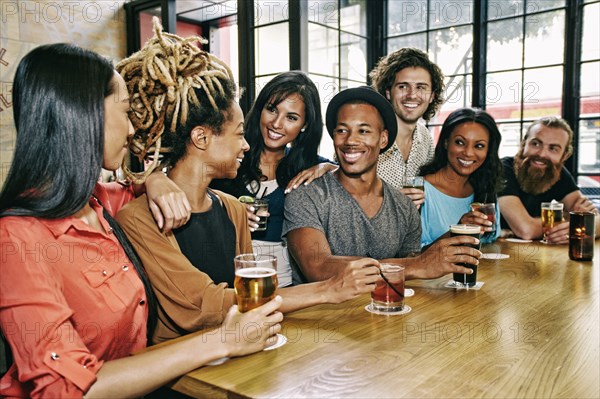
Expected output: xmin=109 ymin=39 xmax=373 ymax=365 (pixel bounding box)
xmin=0 ymin=183 xmax=147 ymax=398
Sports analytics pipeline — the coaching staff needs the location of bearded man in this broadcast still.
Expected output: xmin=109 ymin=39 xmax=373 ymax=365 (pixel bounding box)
xmin=498 ymin=116 xmax=599 ymax=243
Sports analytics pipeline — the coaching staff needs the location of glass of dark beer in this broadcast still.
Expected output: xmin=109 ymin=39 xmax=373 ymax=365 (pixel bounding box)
xmin=234 ymin=254 xmax=278 ymax=312
xmin=450 ymin=224 xmax=481 ymax=287
xmin=569 ymin=212 xmax=595 ymax=261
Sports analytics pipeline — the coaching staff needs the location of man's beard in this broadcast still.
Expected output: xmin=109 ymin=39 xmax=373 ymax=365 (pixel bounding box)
xmin=514 ymin=150 xmax=562 ymax=195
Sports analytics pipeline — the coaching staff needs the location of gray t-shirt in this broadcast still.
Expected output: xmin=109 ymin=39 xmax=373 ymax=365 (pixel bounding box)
xmin=282 ymin=172 xmax=422 ymax=285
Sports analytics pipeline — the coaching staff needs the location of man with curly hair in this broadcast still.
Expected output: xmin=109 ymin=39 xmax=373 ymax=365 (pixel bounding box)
xmin=369 ymin=48 xmax=445 ymax=209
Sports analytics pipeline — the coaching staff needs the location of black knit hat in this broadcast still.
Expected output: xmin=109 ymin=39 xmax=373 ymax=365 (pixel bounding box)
xmin=325 ymin=86 xmax=398 ymax=153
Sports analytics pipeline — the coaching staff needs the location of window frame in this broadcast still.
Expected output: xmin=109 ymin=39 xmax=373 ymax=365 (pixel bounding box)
xmin=380 ymin=0 xmax=596 ymax=180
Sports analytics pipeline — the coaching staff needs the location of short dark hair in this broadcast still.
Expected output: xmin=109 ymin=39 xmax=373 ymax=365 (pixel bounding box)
xmin=164 ymin=81 xmax=237 ymax=168
xmin=420 ymin=108 xmax=504 ymax=202
xmin=325 ymin=86 xmax=397 ymax=153
xmin=369 ymin=48 xmax=445 ymax=121
xmin=524 ymin=116 xmax=574 ymax=157
xmin=0 ymin=43 xmax=114 ymax=218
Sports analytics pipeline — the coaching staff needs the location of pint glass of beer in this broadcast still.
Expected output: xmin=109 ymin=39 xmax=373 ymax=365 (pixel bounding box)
xmin=541 ymin=202 xmax=564 ymax=243
xmin=450 ymin=224 xmax=481 ymax=287
xmin=234 ymin=254 xmax=278 ymax=312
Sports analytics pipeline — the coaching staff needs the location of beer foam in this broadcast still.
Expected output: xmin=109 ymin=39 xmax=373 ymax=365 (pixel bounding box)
xmin=481 ymin=253 xmax=509 ymax=260
xmin=235 ymin=267 xmax=276 ymax=278
xmin=450 ymin=224 xmax=480 ymax=234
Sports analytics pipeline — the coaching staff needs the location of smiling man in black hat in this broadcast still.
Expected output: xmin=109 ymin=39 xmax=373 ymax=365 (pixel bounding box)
xmin=282 ymin=87 xmax=481 ymax=286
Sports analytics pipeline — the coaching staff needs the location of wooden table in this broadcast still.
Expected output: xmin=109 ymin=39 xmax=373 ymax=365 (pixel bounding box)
xmin=171 ymin=240 xmax=599 ymax=399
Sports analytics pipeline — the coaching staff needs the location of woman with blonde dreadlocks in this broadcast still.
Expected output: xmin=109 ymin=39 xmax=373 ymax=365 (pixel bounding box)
xmin=116 ymin=19 xmax=379 ymax=344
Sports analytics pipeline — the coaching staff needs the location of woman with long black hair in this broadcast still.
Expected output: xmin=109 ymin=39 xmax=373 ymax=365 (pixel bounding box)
xmin=211 ymin=71 xmax=336 ymax=286
xmin=0 ymin=43 xmax=282 ymax=398
xmin=419 ymin=108 xmax=504 ymax=247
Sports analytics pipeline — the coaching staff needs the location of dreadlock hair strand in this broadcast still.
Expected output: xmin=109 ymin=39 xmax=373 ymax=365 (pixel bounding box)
xmin=116 ymin=17 xmax=236 ymax=180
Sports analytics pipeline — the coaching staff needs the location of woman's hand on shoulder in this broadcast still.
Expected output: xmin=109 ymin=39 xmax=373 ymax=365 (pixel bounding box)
xmin=144 ymin=171 xmax=191 ymax=232
xmin=285 ymin=162 xmax=338 ymax=194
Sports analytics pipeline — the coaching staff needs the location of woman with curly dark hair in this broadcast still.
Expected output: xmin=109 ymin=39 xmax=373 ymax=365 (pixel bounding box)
xmin=419 ymin=108 xmax=504 ymax=246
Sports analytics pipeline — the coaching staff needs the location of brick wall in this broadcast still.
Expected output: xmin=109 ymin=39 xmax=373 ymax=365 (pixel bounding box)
xmin=0 ymin=0 xmax=128 ymax=186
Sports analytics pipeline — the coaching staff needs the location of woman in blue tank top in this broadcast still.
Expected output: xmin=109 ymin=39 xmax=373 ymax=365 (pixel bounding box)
xmin=419 ymin=108 xmax=504 ymax=247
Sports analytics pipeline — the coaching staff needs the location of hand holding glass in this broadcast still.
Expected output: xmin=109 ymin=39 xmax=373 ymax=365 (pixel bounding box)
xmin=403 ymin=176 xmax=424 ymax=191
xmin=371 ymin=264 xmax=405 ymax=312
xmin=253 ymin=199 xmax=269 ymax=231
xmin=239 ymin=197 xmax=270 ymax=232
xmin=541 ymin=202 xmax=564 ymax=243
xmin=470 ymin=202 xmax=496 ymax=239
xmin=234 ymin=254 xmax=278 ymax=312
xmin=450 ymin=224 xmax=481 ymax=287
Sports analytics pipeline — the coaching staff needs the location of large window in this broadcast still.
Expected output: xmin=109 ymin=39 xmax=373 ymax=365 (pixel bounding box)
xmin=485 ymin=1 xmax=566 ymax=159
xmin=578 ymin=1 xmax=600 ymax=197
xmin=124 ymin=0 xmax=239 ymax=81
xmin=254 ymin=0 xmax=290 ymax=90
xmin=308 ymin=0 xmax=369 ymax=157
xmin=125 ymin=0 xmax=599 ymax=190
xmin=384 ymin=0 xmax=599 ymax=197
